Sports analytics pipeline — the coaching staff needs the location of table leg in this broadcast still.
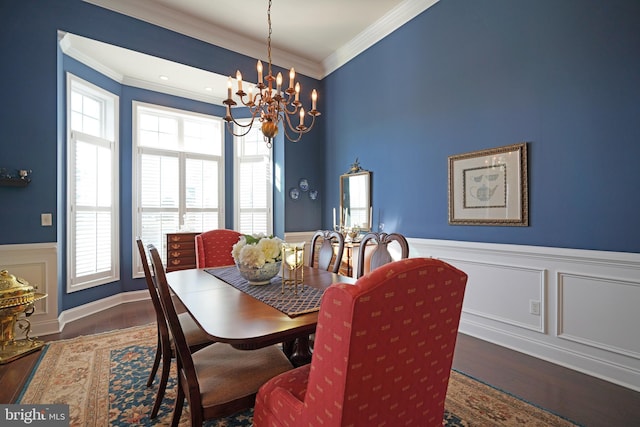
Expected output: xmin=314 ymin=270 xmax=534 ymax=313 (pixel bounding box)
xmin=283 ymin=336 xmax=313 ymax=367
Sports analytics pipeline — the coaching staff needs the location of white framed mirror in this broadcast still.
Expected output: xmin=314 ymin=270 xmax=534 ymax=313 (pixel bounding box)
xmin=340 ymin=170 xmax=372 ymax=231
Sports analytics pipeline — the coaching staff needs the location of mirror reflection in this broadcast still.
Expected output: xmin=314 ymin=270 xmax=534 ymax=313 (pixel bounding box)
xmin=340 ymin=167 xmax=372 ymax=232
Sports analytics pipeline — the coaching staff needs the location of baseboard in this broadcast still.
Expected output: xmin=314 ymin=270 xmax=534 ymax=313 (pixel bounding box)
xmin=40 ymin=290 xmax=150 ymax=336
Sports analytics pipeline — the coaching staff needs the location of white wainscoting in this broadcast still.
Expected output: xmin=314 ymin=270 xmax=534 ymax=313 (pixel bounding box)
xmin=7 ymin=237 xmax=638 ymax=391
xmin=0 ymin=243 xmax=60 ymax=336
xmin=407 ymin=238 xmax=640 ymax=392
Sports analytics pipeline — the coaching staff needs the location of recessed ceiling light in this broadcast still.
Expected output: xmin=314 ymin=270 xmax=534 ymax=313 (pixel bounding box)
xmin=159 ymin=75 xmax=169 ymax=81
xmin=205 ymin=87 xmax=212 ymax=92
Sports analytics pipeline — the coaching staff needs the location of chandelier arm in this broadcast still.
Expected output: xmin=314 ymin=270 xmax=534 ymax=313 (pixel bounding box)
xmin=281 ymin=110 xmax=315 ymax=144
xmin=225 ymin=120 xmax=256 ymax=137
xmin=282 ymin=125 xmax=303 ymax=143
xmin=227 ymin=102 xmax=263 ymax=126
xmin=227 ymin=111 xmax=257 ymax=127
xmin=288 ymin=107 xmax=316 ymax=133
xmin=283 ymin=99 xmax=301 ymax=116
xmin=282 ymin=110 xmax=298 ymax=133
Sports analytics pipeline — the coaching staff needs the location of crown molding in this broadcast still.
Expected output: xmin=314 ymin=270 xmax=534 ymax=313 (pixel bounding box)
xmin=322 ymin=0 xmax=439 ymax=77
xmin=121 ymin=76 xmax=226 ymax=105
xmin=83 ymin=0 xmax=439 ymax=80
xmin=82 ymin=0 xmax=323 ymax=79
xmin=59 ymin=33 xmax=124 ymax=82
xmin=60 ymin=32 xmax=227 ymax=105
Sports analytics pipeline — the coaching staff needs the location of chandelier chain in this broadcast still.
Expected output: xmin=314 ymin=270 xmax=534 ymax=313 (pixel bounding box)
xmin=267 ymin=0 xmax=273 ymax=77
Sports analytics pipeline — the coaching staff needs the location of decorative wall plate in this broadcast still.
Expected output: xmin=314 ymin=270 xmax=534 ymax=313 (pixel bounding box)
xmin=298 ymin=178 xmax=309 ymax=191
xmin=289 ymin=187 xmax=300 ymax=200
xmin=309 ymin=189 xmax=318 ymax=200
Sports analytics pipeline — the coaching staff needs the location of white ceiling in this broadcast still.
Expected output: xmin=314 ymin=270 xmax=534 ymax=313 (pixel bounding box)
xmin=66 ymin=0 xmax=438 ymax=104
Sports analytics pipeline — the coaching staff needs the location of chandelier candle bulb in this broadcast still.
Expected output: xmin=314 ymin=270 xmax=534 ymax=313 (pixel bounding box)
xmin=257 ymin=60 xmax=263 ymax=84
xmin=295 ymin=83 xmax=300 ymax=102
xmin=289 ymin=68 xmax=295 ymax=89
xmin=227 ymin=77 xmax=232 ymax=99
xmin=236 ymin=70 xmax=243 ymax=92
xmin=312 ymin=89 xmax=318 ymax=111
xmin=276 ymin=72 xmax=282 ymax=93
xmin=299 ymin=108 xmax=304 ymax=126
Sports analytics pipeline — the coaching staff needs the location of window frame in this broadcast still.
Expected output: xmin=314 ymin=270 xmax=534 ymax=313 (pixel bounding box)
xmin=131 ymin=101 xmax=225 ymax=277
xmin=233 ymin=122 xmax=273 ymax=236
xmin=66 ymin=73 xmax=120 ymax=292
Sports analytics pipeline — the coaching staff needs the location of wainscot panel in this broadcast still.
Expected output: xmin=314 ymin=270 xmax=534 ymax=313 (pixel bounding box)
xmin=558 ymin=273 xmax=640 ymax=358
xmin=0 ymin=243 xmax=59 ymax=335
xmin=408 ymin=238 xmax=640 ymax=392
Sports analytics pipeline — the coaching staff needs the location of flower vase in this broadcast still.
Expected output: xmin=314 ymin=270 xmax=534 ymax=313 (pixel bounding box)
xmin=236 ymin=261 xmax=281 ymax=285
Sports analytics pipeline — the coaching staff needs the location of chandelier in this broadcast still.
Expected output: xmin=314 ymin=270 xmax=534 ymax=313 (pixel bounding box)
xmin=223 ymin=0 xmax=320 ymax=147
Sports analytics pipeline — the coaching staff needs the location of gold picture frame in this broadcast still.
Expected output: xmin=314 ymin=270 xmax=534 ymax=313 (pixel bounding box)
xmin=448 ymin=143 xmax=528 ymax=226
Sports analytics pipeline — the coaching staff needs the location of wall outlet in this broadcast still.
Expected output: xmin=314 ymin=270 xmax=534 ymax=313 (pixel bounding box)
xmin=41 ymin=213 xmax=53 ymax=226
xmin=529 ymin=300 xmax=541 ymax=316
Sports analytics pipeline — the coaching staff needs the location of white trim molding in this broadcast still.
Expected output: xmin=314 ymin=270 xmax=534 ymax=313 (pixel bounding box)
xmin=57 ymin=290 xmax=149 ymax=331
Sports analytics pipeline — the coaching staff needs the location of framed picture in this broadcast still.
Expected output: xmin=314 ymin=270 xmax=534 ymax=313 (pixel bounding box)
xmin=448 ymin=143 xmax=528 ymax=226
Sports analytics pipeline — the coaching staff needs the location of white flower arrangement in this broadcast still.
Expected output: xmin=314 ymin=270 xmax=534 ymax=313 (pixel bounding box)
xmin=232 ymin=234 xmax=283 ymax=268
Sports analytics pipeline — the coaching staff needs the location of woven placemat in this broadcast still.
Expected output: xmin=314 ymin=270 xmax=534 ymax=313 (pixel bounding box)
xmin=205 ymin=266 xmax=325 ymax=317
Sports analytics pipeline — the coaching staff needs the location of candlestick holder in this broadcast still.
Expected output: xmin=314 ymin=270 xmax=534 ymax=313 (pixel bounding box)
xmin=281 ymin=242 xmax=305 ymax=295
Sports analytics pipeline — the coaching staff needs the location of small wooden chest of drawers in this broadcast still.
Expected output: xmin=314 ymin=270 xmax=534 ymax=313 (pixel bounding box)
xmin=166 ymin=232 xmax=200 ymax=272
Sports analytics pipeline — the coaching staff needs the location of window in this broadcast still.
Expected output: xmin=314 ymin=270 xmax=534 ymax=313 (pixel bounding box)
xmin=234 ymin=124 xmax=273 ymax=235
xmin=132 ymin=102 xmax=224 ymax=276
xmin=67 ymin=74 xmax=119 ymax=292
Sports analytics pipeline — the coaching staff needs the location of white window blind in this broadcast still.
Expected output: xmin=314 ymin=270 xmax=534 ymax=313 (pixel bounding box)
xmin=133 ymin=102 xmax=224 ymax=276
xmin=67 ymin=74 xmax=119 ymax=292
xmin=234 ymin=125 xmax=272 ymax=235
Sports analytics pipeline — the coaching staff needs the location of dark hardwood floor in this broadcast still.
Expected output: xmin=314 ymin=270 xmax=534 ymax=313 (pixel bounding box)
xmin=1 ymin=300 xmax=638 ymax=426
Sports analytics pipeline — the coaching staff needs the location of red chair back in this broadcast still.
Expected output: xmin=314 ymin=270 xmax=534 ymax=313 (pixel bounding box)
xmin=255 ymin=257 xmax=468 ymax=426
xmin=195 ymin=229 xmax=241 ymax=268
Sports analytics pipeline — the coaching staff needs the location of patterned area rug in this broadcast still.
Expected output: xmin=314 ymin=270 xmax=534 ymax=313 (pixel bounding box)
xmin=18 ymin=325 xmax=579 ymax=426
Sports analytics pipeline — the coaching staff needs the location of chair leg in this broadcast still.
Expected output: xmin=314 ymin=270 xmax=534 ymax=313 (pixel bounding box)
xmin=171 ymin=381 xmax=185 ymax=427
xmin=150 ymin=341 xmax=172 ymax=419
xmin=146 ymin=331 xmax=162 ymax=388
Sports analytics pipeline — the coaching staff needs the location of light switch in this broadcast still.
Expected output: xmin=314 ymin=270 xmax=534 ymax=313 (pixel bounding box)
xmin=41 ymin=213 xmax=53 ymax=226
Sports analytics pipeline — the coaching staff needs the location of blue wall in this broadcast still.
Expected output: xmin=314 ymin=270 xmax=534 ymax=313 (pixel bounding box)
xmin=0 ymin=0 xmax=324 ymax=310
xmin=323 ymin=0 xmax=640 ymax=254
xmin=1 ymin=0 xmax=639 ymax=312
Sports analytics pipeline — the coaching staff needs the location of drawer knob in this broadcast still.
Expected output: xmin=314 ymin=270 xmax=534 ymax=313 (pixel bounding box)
xmin=171 ymin=259 xmax=182 ymax=265
xmin=170 ymin=251 xmax=181 ymax=257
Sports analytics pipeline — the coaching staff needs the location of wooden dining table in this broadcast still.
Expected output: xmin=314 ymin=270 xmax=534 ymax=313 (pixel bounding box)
xmin=166 ymin=265 xmax=356 ymax=366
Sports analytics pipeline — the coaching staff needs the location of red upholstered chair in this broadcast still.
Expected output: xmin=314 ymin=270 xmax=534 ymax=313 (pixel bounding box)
xmin=254 ymin=257 xmax=468 ymax=427
xmin=195 ymin=229 xmax=242 ymax=268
